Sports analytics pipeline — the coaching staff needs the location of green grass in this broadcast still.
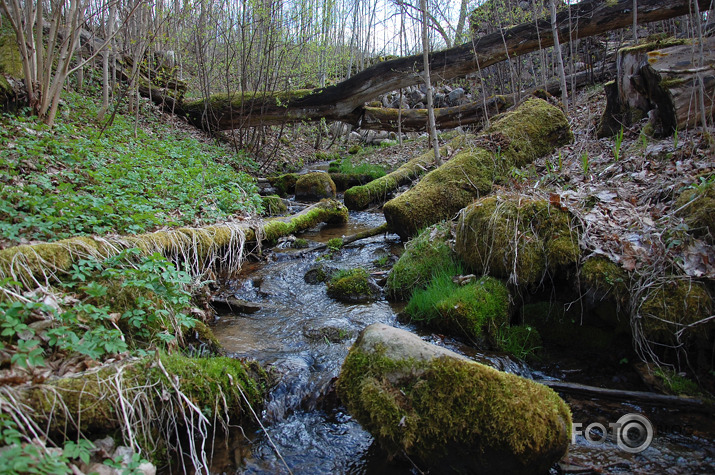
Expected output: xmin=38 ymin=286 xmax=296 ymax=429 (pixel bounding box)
xmin=0 ymin=91 xmax=262 ymax=247
xmin=328 ymin=157 xmax=387 ymax=179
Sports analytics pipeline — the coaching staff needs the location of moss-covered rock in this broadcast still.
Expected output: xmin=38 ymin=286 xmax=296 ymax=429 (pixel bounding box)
xmin=261 ymin=195 xmax=288 ymax=216
xmin=456 ymin=194 xmax=580 ymax=286
xmin=329 ymin=173 xmax=375 ymax=191
xmin=581 ymin=256 xmax=629 ymax=302
xmin=337 ymin=323 xmax=571 ymax=474
xmin=383 ymin=98 xmax=573 ymax=239
xmin=639 ymin=280 xmax=713 ymax=368
xmin=294 ymin=172 xmax=337 ymax=201
xmin=406 ymin=274 xmax=510 ymax=344
xmin=676 ymin=181 xmax=714 ymax=243
xmin=268 ymin=173 xmax=299 ymax=197
xmin=326 ymin=268 xmax=380 ymax=303
xmin=385 ymin=222 xmax=456 ymax=300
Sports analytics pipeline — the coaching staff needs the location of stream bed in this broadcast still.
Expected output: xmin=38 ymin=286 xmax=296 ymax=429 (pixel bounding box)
xmin=208 ymin=207 xmax=715 ymax=474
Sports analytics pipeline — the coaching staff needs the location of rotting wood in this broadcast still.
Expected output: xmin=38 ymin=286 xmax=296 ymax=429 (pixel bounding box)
xmin=169 ymin=0 xmax=710 ymax=132
xmin=599 ymin=37 xmax=715 ymax=136
xmin=0 ymin=199 xmax=348 ymax=289
xmin=540 ymin=380 xmax=714 ymax=413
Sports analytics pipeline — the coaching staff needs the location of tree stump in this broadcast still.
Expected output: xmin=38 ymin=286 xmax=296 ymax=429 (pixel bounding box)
xmin=599 ymin=37 xmax=715 ymax=136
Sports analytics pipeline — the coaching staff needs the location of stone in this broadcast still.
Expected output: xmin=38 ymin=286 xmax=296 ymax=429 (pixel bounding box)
xmin=294 ymin=172 xmax=337 ymax=201
xmin=337 ymin=323 xmax=572 ymax=474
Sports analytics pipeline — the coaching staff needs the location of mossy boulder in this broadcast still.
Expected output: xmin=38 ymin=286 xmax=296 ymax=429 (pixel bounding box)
xmin=268 ymin=173 xmax=299 ymax=197
xmin=456 ymin=194 xmax=580 ymax=286
xmin=294 ymin=172 xmax=337 ymax=201
xmin=337 ymin=323 xmax=571 ymax=474
xmin=385 ymin=222 xmax=456 ymax=300
xmin=405 ymin=274 xmax=510 ymax=344
xmin=639 ymin=280 xmax=713 ymax=369
xmin=326 ymin=268 xmax=380 ymax=303
xmin=261 ymin=195 xmax=287 ymax=216
xmin=676 ymin=181 xmax=714 ymax=243
xmin=383 ymin=98 xmax=573 ymax=239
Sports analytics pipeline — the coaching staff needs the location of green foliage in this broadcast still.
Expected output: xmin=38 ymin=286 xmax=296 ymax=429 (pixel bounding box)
xmin=0 ymin=414 xmax=94 ymax=474
xmin=327 ymin=157 xmax=387 ymax=180
xmin=495 ymin=325 xmax=542 ymax=360
xmin=405 ymin=272 xmax=510 ymax=342
xmin=326 ymin=267 xmax=376 ymax=302
xmin=0 ymin=92 xmax=261 ymax=246
xmin=581 ymin=151 xmax=589 ymax=175
xmin=386 ymin=222 xmax=456 ymax=300
xmin=0 ymin=249 xmax=197 ymax=367
xmin=654 ymin=367 xmax=701 ymax=396
xmin=327 ymin=237 xmax=343 ymax=251
xmin=613 ymin=127 xmax=624 ymax=161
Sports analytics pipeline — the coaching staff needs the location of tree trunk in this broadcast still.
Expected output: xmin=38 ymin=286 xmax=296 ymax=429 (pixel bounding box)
xmin=382 ymin=98 xmax=572 ymax=240
xmin=599 ymin=37 xmax=715 ymax=136
xmin=171 ymin=0 xmax=711 ymax=131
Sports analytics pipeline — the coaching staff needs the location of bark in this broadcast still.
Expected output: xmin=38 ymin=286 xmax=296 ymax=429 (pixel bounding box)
xmin=382 ymin=98 xmax=572 ymax=240
xmin=171 ymin=0 xmax=711 ymax=131
xmin=599 ymin=37 xmax=715 ymax=136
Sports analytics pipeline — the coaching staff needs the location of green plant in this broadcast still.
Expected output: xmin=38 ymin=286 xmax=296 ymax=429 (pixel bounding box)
xmin=613 ymin=127 xmax=624 ymax=161
xmin=580 ymin=151 xmax=589 ymax=175
xmin=327 ymin=237 xmax=343 ymax=251
xmin=329 ymin=157 xmax=387 ymax=179
xmin=373 ymin=255 xmax=390 ymax=267
xmin=495 ymin=325 xmax=542 ymax=360
xmin=673 ymin=127 xmax=679 ymax=148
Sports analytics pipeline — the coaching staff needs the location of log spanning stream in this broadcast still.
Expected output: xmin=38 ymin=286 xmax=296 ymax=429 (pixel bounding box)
xmin=208 ymin=204 xmax=714 ymax=474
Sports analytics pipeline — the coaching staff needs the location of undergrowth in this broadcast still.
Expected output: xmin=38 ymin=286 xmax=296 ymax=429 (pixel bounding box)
xmin=328 ymin=157 xmax=387 ymax=179
xmin=0 ymin=91 xmax=262 ymax=248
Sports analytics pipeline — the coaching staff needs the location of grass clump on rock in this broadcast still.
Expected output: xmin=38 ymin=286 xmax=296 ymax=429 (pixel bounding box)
xmin=326 ymin=267 xmax=380 ymax=303
xmin=405 ymin=272 xmax=510 ymax=343
xmin=337 ymin=323 xmax=572 ymax=474
xmin=456 ymin=194 xmax=580 ymax=286
xmin=386 ymin=222 xmax=456 ymax=300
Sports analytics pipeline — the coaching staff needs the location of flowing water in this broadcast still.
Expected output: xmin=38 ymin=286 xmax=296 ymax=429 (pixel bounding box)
xmin=209 ymin=205 xmax=715 ymax=474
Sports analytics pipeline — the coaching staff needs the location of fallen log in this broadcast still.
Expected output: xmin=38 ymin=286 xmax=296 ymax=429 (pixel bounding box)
xmin=539 ymin=380 xmax=713 ymax=413
xmin=343 ymin=134 xmax=470 ymax=210
xmin=314 ymin=223 xmax=390 ymax=251
xmin=172 ymin=0 xmax=710 ymax=131
xmin=0 ymin=199 xmax=348 ymax=289
xmin=599 ymin=37 xmax=715 ymax=136
xmin=383 ymin=98 xmax=572 ymax=240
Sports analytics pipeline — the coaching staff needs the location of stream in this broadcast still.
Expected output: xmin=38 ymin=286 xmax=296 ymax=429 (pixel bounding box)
xmin=208 ymin=203 xmax=715 ymax=474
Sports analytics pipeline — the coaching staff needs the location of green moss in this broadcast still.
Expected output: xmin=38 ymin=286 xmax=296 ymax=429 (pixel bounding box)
xmin=386 ymin=222 xmax=456 ymax=300
xmin=653 ymin=367 xmax=701 ymax=396
xmin=406 ymin=274 xmax=510 ymax=343
xmin=0 ymin=18 xmax=23 ymax=78
xmin=25 ymin=354 xmax=266 ymax=436
xmin=261 ymin=195 xmax=287 ymax=216
xmin=326 ymin=268 xmax=377 ymax=302
xmin=344 ymin=135 xmax=466 ymax=211
xmin=269 ymin=173 xmax=299 ymax=197
xmin=188 ymin=321 xmax=223 ymax=354
xmin=294 ymin=172 xmax=337 ymax=201
xmin=384 ymin=99 xmax=572 ymax=239
xmin=640 ymin=280 xmax=712 ymax=348
xmin=327 ymin=237 xmax=343 ymax=250
xmin=676 ymin=180 xmax=715 ymax=242
xmin=337 ymin=343 xmax=571 ymax=472
xmin=292 ymin=238 xmax=309 ymax=249
xmin=619 ymin=38 xmax=688 ymax=56
xmin=581 ymin=256 xmax=629 ymax=301
xmin=456 ymin=194 xmax=580 ymax=286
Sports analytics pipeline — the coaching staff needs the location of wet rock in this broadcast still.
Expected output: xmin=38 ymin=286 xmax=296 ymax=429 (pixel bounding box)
xmin=261 ymin=195 xmax=287 ymax=216
xmin=337 ymin=323 xmax=572 ymax=474
xmin=295 ymin=172 xmax=337 ymax=201
xmin=303 ymin=325 xmax=353 ymax=343
xmin=304 ymin=263 xmax=340 ymax=284
xmin=210 ymin=296 xmax=261 ymax=314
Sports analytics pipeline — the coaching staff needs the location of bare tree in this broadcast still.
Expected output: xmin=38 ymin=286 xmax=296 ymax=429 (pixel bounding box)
xmin=421 ymin=0 xmax=440 ymax=165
